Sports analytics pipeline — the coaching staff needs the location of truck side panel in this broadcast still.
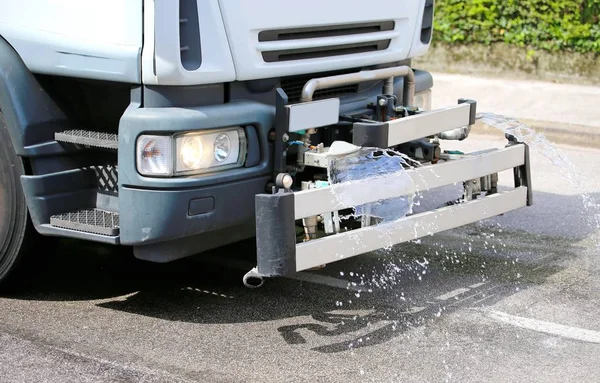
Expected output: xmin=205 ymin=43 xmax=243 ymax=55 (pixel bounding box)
xmin=0 ymin=0 xmax=142 ymax=83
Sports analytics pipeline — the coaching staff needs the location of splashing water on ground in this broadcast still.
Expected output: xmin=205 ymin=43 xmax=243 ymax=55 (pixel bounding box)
xmin=478 ymin=112 xmax=600 ymax=233
xmin=325 ymin=113 xmax=599 ymax=360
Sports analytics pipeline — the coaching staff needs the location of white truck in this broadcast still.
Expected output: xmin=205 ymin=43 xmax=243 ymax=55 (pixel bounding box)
xmin=0 ymin=0 xmax=531 ymax=288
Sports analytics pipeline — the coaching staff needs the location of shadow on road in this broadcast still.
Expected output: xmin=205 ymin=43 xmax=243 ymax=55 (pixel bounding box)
xmin=2 ymin=189 xmax=589 ymax=353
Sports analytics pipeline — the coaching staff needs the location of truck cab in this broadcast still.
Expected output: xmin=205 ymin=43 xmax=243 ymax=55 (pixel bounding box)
xmin=0 ymin=0 xmax=531 ymax=288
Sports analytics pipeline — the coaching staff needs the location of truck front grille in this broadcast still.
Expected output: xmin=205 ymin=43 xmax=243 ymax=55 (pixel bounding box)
xmin=258 ymin=21 xmax=395 ymax=42
xmin=263 ymin=40 xmax=391 ymax=63
xmin=259 ymin=21 xmax=395 ymax=63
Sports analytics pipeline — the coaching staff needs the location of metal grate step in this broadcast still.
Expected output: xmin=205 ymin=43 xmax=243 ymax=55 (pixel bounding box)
xmin=55 ymin=130 xmax=118 ymax=150
xmin=50 ymin=209 xmax=119 ymax=236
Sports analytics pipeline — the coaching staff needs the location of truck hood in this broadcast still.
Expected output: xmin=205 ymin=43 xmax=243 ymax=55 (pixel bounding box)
xmin=218 ymin=0 xmax=428 ymax=81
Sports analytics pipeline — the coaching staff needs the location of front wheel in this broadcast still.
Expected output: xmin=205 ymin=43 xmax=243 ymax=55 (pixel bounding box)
xmin=0 ymin=112 xmax=35 ymax=289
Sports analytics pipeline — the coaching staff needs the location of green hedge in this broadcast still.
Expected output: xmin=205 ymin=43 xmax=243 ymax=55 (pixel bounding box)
xmin=433 ymin=0 xmax=600 ymax=54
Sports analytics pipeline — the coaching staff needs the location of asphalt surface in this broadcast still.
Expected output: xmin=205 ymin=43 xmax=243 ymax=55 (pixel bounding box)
xmin=1 ymin=134 xmax=600 ymax=383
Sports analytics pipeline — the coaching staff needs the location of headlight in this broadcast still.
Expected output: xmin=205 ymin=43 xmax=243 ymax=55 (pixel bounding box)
xmin=175 ymin=128 xmax=245 ymax=174
xmin=180 ymin=136 xmax=204 ymax=169
xmin=213 ymin=134 xmax=231 ymax=162
xmin=136 ymin=127 xmax=247 ymax=177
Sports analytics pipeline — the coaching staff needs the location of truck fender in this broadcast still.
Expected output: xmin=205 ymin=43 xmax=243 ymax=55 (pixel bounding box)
xmin=0 ymin=35 xmax=69 ymax=157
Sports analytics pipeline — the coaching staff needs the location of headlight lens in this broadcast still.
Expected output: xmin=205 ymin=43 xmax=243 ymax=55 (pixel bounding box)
xmin=180 ymin=136 xmax=204 ymax=169
xmin=136 ymin=135 xmax=172 ymax=176
xmin=213 ymin=134 xmax=231 ymax=162
xmin=174 ymin=127 xmax=246 ymax=175
xmin=136 ymin=127 xmax=247 ymax=177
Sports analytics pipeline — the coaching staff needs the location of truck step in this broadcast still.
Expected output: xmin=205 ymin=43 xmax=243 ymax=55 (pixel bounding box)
xmin=55 ymin=130 xmax=118 ymax=150
xmin=50 ymin=209 xmax=119 ymax=236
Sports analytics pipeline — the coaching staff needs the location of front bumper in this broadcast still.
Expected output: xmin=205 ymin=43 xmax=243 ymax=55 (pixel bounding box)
xmin=117 ymin=101 xmax=275 ymax=247
xmin=255 ymin=143 xmax=531 ymax=276
xmin=253 ymin=68 xmax=532 ymax=277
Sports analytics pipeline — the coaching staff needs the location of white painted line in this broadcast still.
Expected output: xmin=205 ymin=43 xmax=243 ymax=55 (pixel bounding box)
xmin=469 ymin=282 xmax=488 ymax=289
xmin=401 ymin=306 xmax=426 ymax=314
xmin=471 ymin=294 xmax=496 ymax=306
xmin=448 ymin=286 xmax=500 ymax=307
xmin=436 ymin=288 xmax=471 ymax=301
xmin=288 ymin=272 xmax=363 ymax=292
xmin=182 ymin=287 xmax=234 ymax=299
xmin=487 ymin=311 xmax=600 ymax=344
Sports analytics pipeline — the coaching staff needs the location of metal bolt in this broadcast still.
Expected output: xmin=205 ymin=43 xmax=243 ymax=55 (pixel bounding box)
xmin=282 ymin=133 xmax=289 ymax=142
xmin=378 ymin=99 xmax=388 ymax=107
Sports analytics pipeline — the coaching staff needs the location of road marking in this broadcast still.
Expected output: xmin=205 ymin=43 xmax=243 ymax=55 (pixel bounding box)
xmin=436 ymin=288 xmax=471 ymax=301
xmin=401 ymin=306 xmax=426 ymax=314
xmin=487 ymin=311 xmax=600 ymax=344
xmin=182 ymin=287 xmax=234 ymax=299
xmin=447 ymin=287 xmax=499 ymax=308
xmin=469 ymin=282 xmax=488 ymax=289
xmin=471 ymin=293 xmax=496 ymax=306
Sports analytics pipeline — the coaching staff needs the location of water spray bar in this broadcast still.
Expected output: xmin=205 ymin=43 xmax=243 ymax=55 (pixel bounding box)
xmin=294 ymin=144 xmax=525 ymax=220
xmin=295 ymin=187 xmax=528 ymax=271
xmin=353 ymin=99 xmax=477 ymax=148
xmin=254 ymin=142 xmax=531 ymax=278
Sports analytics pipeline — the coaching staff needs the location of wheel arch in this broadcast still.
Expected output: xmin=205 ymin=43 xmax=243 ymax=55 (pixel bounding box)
xmin=0 ymin=35 xmax=70 ymax=158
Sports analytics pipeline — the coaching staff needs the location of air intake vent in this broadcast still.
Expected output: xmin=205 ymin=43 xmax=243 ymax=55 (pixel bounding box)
xmin=263 ymin=40 xmax=391 ymax=63
xmin=179 ymin=0 xmax=202 ymax=71
xmin=259 ymin=21 xmax=395 ymax=42
xmin=420 ymin=0 xmax=434 ymax=44
xmin=281 ymin=69 xmax=360 ymax=103
xmin=259 ymin=21 xmax=395 ymax=63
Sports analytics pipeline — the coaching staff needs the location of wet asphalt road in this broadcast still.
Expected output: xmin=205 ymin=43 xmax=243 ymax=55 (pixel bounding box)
xmin=1 ymin=134 xmax=600 ymax=383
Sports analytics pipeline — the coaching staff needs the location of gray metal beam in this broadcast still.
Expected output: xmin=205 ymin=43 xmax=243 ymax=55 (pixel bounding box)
xmin=295 ymin=187 xmax=528 ymax=271
xmin=294 ymin=144 xmax=526 ymax=219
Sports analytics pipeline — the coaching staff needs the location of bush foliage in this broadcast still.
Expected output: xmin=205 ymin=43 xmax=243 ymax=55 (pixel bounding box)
xmin=433 ymin=0 xmax=600 ymax=53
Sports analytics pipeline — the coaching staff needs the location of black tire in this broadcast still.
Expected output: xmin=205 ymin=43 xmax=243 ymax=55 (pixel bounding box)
xmin=0 ymin=112 xmax=36 ymax=290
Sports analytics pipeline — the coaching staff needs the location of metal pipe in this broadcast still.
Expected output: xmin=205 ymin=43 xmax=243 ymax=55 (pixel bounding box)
xmin=383 ymin=76 xmax=394 ymax=96
xmin=438 ymin=125 xmax=471 ymax=141
xmin=300 ymin=65 xmax=416 ymax=106
xmin=301 ymin=181 xmax=318 ymax=240
xmin=243 ymin=267 xmax=265 ymax=288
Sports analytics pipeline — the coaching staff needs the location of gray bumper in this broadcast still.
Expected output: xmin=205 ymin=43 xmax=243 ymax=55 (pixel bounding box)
xmin=119 ymin=176 xmax=270 ymax=245
xmin=117 ymin=101 xmax=274 ymax=248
